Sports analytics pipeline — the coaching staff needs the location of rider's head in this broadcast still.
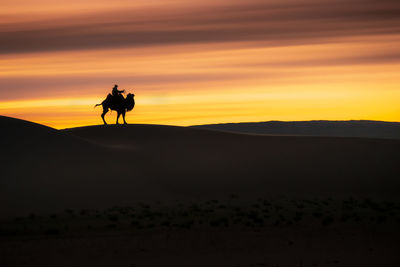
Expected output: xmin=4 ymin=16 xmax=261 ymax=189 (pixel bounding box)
xmin=114 ymin=84 xmax=118 ymax=88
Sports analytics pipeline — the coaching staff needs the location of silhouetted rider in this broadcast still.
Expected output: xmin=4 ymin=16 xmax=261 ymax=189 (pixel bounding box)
xmin=112 ymin=84 xmax=125 ymax=97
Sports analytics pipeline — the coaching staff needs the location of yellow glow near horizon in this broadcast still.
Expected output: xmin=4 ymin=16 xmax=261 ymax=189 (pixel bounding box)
xmin=1 ymin=80 xmax=399 ymax=129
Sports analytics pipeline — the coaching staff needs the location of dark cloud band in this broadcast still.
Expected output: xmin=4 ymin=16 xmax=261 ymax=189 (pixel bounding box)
xmin=1 ymin=0 xmax=400 ymax=54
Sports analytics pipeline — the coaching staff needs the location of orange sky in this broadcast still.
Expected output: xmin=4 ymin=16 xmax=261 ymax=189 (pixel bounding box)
xmin=1 ymin=0 xmax=400 ymax=128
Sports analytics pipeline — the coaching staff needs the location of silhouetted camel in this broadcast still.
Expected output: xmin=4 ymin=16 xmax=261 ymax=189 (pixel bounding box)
xmin=95 ymin=93 xmax=135 ymax=125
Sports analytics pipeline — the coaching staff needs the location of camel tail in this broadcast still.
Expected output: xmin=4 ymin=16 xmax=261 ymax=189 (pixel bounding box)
xmin=94 ymin=103 xmax=102 ymax=108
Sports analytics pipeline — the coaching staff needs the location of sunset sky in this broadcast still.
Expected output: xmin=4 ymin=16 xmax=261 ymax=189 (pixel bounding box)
xmin=1 ymin=0 xmax=400 ymax=129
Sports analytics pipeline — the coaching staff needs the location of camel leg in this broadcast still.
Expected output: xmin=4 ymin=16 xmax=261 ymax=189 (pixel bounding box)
xmin=122 ymin=110 xmax=127 ymax=124
xmin=116 ymin=112 xmax=121 ymax=124
xmin=101 ymin=107 xmax=108 ymax=125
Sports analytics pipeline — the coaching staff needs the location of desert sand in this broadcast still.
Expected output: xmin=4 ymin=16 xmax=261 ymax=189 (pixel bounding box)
xmin=1 ymin=115 xmax=400 ymax=266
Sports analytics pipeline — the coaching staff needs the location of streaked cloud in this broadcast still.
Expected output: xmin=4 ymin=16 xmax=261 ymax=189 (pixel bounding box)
xmin=0 ymin=0 xmax=400 ymax=128
xmin=1 ymin=0 xmax=400 ymax=54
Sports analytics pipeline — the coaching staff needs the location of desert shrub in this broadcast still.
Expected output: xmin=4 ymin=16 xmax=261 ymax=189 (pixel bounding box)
xmin=262 ymin=200 xmax=271 ymax=206
xmin=139 ymin=204 xmax=150 ymax=210
xmin=369 ymin=202 xmax=386 ymax=212
xmin=229 ymin=193 xmax=239 ymax=199
xmin=108 ymin=214 xmax=119 ymax=222
xmin=45 ymin=227 xmax=60 ymax=235
xmin=111 ymin=205 xmax=122 ymax=211
xmin=293 ymin=212 xmax=303 ymax=223
xmin=142 ymin=211 xmax=155 ymax=220
xmin=340 ymin=214 xmax=352 ymax=222
xmin=0 ymin=229 xmax=17 ymax=237
xmin=131 ymin=220 xmax=139 ymax=225
xmin=245 ymin=221 xmax=253 ymax=227
xmin=13 ymin=217 xmax=22 ymax=223
xmin=118 ymin=207 xmax=130 ymax=215
xmin=322 ymin=199 xmax=331 ymax=206
xmin=384 ymin=201 xmax=395 ymax=209
xmin=206 ymin=208 xmax=215 ymax=214
xmin=209 ymin=220 xmax=219 ymax=227
xmin=322 ymin=216 xmax=334 ymax=226
xmin=180 ymin=220 xmax=194 ymax=229
xmin=146 ymin=223 xmax=155 ymax=228
xmin=106 ymin=223 xmax=117 ymax=229
xmin=210 ymin=218 xmax=226 ymax=227
xmin=161 ymin=220 xmax=171 ymax=227
xmin=233 ymin=218 xmax=242 ymax=224
xmin=354 ymin=214 xmax=362 ymax=222
xmin=295 ymin=211 xmax=304 ymax=217
xmin=189 ymin=204 xmax=201 ymax=212
xmin=234 ymin=210 xmax=245 ymax=219
xmin=376 ymin=215 xmax=387 ymax=224
xmin=248 ymin=211 xmax=263 ymax=225
xmin=80 ymin=209 xmax=88 ymax=216
xmin=312 ymin=211 xmax=322 ymax=218
xmin=179 ymin=211 xmax=189 ymax=217
xmin=304 ymin=199 xmax=315 ymax=205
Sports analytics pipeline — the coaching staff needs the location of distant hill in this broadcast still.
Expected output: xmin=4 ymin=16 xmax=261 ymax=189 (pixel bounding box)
xmin=191 ymin=120 xmax=400 ymax=139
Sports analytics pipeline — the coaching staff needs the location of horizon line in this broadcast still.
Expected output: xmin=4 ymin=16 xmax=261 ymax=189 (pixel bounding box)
xmin=2 ymin=115 xmax=400 ymax=131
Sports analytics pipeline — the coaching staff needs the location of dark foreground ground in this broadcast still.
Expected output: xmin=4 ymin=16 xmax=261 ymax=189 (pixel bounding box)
xmin=1 ymin=197 xmax=400 ymax=267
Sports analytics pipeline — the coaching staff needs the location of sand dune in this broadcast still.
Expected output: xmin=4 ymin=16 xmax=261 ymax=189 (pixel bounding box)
xmin=64 ymin=124 xmax=400 ymax=198
xmin=1 ymin=115 xmax=400 ymax=217
xmin=0 ymin=116 xmax=151 ymax=217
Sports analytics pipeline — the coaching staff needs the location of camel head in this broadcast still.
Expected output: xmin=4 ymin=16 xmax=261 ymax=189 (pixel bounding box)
xmin=126 ymin=93 xmax=135 ymax=111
